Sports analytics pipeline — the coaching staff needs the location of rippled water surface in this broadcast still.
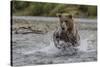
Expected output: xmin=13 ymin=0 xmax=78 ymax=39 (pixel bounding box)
xmin=12 ymin=30 xmax=97 ymax=66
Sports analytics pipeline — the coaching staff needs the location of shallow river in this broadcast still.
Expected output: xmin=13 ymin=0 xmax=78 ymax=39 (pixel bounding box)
xmin=12 ymin=30 xmax=97 ymax=66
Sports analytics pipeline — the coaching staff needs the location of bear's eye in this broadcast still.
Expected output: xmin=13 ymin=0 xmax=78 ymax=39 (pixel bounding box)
xmin=65 ymin=20 xmax=68 ymax=22
xmin=56 ymin=36 xmax=59 ymax=38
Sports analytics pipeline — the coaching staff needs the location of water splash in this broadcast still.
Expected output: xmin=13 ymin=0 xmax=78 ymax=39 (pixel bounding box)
xmin=77 ymin=39 xmax=88 ymax=52
xmin=37 ymin=38 xmax=95 ymax=55
xmin=39 ymin=40 xmax=61 ymax=55
xmin=23 ymin=32 xmax=96 ymax=56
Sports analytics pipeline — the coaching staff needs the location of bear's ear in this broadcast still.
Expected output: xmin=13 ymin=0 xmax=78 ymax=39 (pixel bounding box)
xmin=56 ymin=13 xmax=62 ymax=17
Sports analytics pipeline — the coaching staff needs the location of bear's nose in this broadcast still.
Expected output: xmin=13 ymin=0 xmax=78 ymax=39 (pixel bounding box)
xmin=62 ymin=27 xmax=65 ymax=30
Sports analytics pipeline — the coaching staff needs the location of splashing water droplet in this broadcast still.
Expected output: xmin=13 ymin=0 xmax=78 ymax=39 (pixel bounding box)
xmin=77 ymin=39 xmax=88 ymax=52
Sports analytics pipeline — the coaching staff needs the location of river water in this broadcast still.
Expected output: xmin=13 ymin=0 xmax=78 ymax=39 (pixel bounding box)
xmin=12 ymin=29 xmax=97 ymax=66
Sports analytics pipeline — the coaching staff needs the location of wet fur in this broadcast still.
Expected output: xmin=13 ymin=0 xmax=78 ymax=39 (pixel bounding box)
xmin=53 ymin=14 xmax=80 ymax=50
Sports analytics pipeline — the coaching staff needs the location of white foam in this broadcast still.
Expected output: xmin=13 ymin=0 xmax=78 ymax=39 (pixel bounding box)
xmin=23 ymin=37 xmax=95 ymax=55
xmin=23 ymin=40 xmax=61 ymax=55
xmin=40 ymin=40 xmax=61 ymax=55
xmin=77 ymin=39 xmax=88 ymax=52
